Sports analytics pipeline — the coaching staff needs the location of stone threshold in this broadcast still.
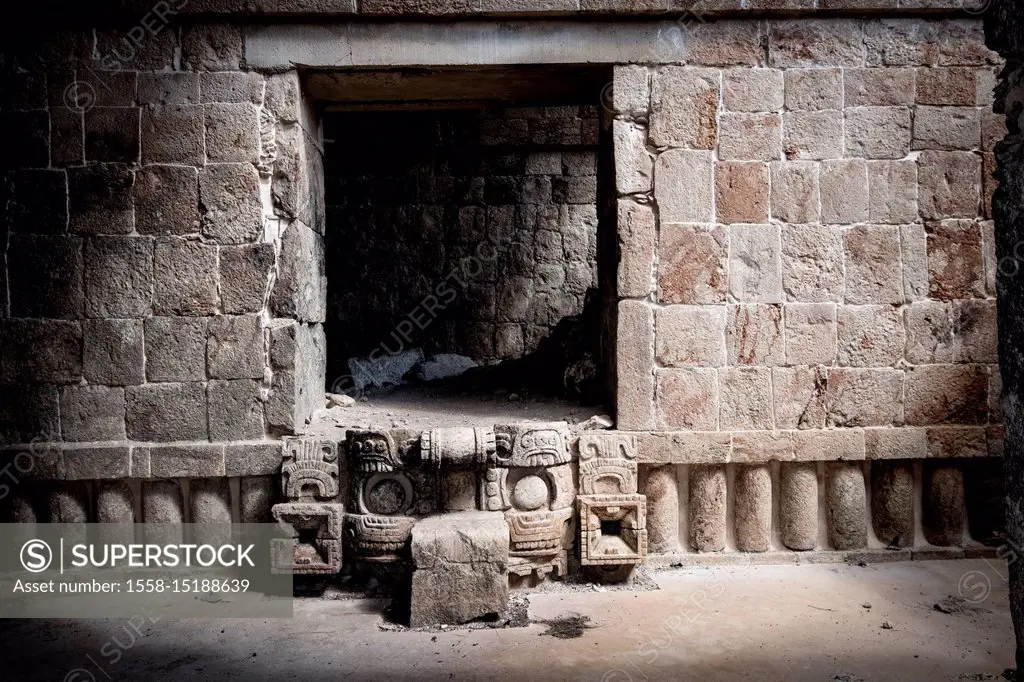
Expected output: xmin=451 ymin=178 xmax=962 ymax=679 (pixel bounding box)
xmin=644 ymin=545 xmax=998 ymax=568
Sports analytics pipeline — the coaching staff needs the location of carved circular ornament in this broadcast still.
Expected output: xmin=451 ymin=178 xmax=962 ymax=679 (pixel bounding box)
xmin=362 ymin=474 xmax=414 ymax=516
xmin=513 ymin=475 xmax=548 ymax=511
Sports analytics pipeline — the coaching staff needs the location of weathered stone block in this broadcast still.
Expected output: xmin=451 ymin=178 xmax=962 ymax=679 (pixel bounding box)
xmin=84 ymin=107 xmax=140 ymax=164
xmin=770 ymin=161 xmax=819 ymax=224
xmin=8 ymin=235 xmax=83 ymax=319
xmin=684 ymin=20 xmax=762 ymax=67
xmin=780 ymin=461 xmax=817 ymax=551
xmin=264 ymin=324 xmax=325 ymax=435
xmin=916 ymin=66 xmax=977 ymax=105
xmin=845 ymin=107 xmax=912 ymax=159
xmin=913 ymin=106 xmax=981 ymax=151
xmin=226 ymin=443 xmax=283 ymax=477
xmin=720 ymin=367 xmax=773 ymax=430
xmin=617 ymin=200 xmax=655 ymax=298
xmin=144 ymin=317 xmax=208 ymax=383
xmin=649 ymin=67 xmax=719 ymax=149
xmin=655 ymin=368 xmax=718 ymax=430
xmin=844 ymin=67 xmax=915 ymax=106
xmin=837 ymin=305 xmax=905 ymax=367
xmin=905 ymin=301 xmax=954 ymax=364
xmin=868 ymin=160 xmax=918 ymax=224
xmin=780 ymin=224 xmax=843 ymax=303
xmin=719 ymin=112 xmax=783 ymax=161
xmin=900 ymin=224 xmax=930 ymax=302
xmin=0 ymin=320 xmax=82 ymax=384
xmin=655 ymin=149 xmax=713 ymax=223
xmin=220 ymin=243 xmax=274 ymax=314
xmin=926 ymin=219 xmax=985 ymax=300
xmin=60 ymin=385 xmax=125 ymax=442
xmin=182 ymin=24 xmax=245 ymax=71
xmin=51 ymin=108 xmax=83 ymax=168
xmin=617 ymin=301 xmax=655 ymax=430
xmin=613 ymin=121 xmax=652 ymax=196
xmin=134 ymin=165 xmax=199 ymax=236
xmin=952 ymin=300 xmax=997 ymax=364
xmin=655 ymin=306 xmax=726 ymax=367
xmin=240 ymin=476 xmax=274 ymax=523
xmin=209 ymin=379 xmax=265 ymax=441
xmin=864 ymin=19 xmax=940 ymax=67
xmin=922 ymin=462 xmax=964 ymax=547
xmin=844 ymin=225 xmax=904 ymax=305
xmin=821 ymin=159 xmax=869 ymax=224
xmin=689 ymin=465 xmax=726 ymax=553
xmin=271 ymin=222 xmax=327 ymax=322
xmin=723 ymin=68 xmax=784 ymax=112
xmin=84 ymin=319 xmax=145 ymax=386
xmin=871 ymin=460 xmax=914 ymax=547
xmin=784 ymin=68 xmax=842 ymax=111
xmin=150 ymin=445 xmax=226 ymax=478
xmin=773 ymin=366 xmax=827 ymax=430
xmin=905 ymin=364 xmax=988 ymax=426
xmin=141 ymin=105 xmax=204 ymax=165
xmin=410 ymin=512 xmax=509 ymax=627
xmin=825 ymin=368 xmax=904 ymax=427
xmin=644 ymin=466 xmax=679 ymax=553
xmin=918 ymin=151 xmax=981 ymax=220
xmin=199 ymin=163 xmax=263 ymax=244
xmin=716 ymin=161 xmax=769 ymax=224
xmin=84 ymin=236 xmax=154 ymax=318
xmin=201 ymin=72 xmax=264 ymax=104
xmin=613 ymin=64 xmax=650 ymax=116
xmin=785 ymin=302 xmax=837 ymax=365
xmin=825 ymin=462 xmax=867 ymax=550
xmin=729 ymin=224 xmax=783 ymax=303
xmin=126 ymin=383 xmax=209 ymax=441
xmin=143 ymin=480 xmax=183 ymax=524
xmin=62 ymin=446 xmax=130 ymax=480
xmin=96 ymin=481 xmax=134 ymax=523
xmin=769 ymin=19 xmax=865 ymax=68
xmin=204 ymin=103 xmax=259 ymax=164
xmin=783 ymin=111 xmax=843 ymax=161
xmin=727 ymin=304 xmax=783 ymax=366
xmin=658 ymin=224 xmax=728 ymax=304
xmin=734 ymin=464 xmax=772 ymax=552
xmin=137 ymin=73 xmax=200 ymax=105
xmin=68 ymin=163 xmax=134 ymax=235
xmin=208 ymin=314 xmax=265 ymax=380
xmin=5 ymin=169 xmax=67 ymax=234
xmin=153 ymin=238 xmax=219 ymax=316
xmin=926 ymin=426 xmax=988 ymax=459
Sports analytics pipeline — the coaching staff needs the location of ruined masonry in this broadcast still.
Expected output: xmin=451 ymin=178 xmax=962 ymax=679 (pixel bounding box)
xmin=0 ymin=0 xmax=1009 ymax=625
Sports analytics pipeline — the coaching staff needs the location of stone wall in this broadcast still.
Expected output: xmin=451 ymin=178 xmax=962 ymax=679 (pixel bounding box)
xmin=0 ymin=20 xmax=325 ymax=523
xmin=612 ymin=16 xmax=1006 ymax=554
xmin=323 ymin=105 xmax=599 ymax=375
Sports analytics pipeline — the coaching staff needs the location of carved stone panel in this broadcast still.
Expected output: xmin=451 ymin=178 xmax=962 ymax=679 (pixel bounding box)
xmin=271 ymin=502 xmax=344 ymax=574
xmin=344 ymin=513 xmax=416 ymax=563
xmin=578 ymin=493 xmax=648 ymax=566
xmin=578 ymin=433 xmax=638 ymax=495
xmin=420 ymin=427 xmax=496 ymax=468
xmin=281 ymin=437 xmax=339 ymax=501
xmin=494 ymin=422 xmax=572 ymax=468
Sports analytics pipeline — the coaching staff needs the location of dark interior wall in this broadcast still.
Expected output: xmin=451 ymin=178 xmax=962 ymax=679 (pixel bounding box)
xmin=323 ymin=104 xmax=603 ymax=387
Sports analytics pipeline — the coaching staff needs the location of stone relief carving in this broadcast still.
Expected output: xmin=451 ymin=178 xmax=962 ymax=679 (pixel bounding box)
xmin=578 ymin=493 xmax=648 ymax=566
xmin=271 ymin=502 xmax=344 ymax=575
xmin=281 ymin=437 xmax=339 ymax=500
xmin=578 ymin=433 xmax=638 ymax=495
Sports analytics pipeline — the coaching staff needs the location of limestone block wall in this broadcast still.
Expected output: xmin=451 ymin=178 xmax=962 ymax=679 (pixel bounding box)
xmin=611 ymin=16 xmax=1007 ymax=557
xmin=0 ymin=21 xmax=325 ymax=524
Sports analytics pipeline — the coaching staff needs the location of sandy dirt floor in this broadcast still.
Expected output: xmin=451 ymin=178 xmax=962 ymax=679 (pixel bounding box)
xmin=0 ymin=559 xmax=1014 ymax=682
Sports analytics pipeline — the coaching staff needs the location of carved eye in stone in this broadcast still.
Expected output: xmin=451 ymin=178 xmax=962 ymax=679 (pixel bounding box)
xmin=374 ymin=441 xmax=386 ymax=453
xmin=322 ymin=445 xmax=337 ymax=462
xmin=362 ymin=441 xmax=373 ymax=453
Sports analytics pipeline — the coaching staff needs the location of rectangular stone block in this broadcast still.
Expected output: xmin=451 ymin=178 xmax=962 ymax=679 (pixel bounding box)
xmin=864 ymin=19 xmax=940 ymax=67
xmin=727 ymin=304 xmax=783 ymax=366
xmin=783 ymin=111 xmax=843 ymax=161
xmin=83 ymin=319 xmax=145 ymax=386
xmin=60 ymin=385 xmax=126 ymax=442
xmin=226 ymin=443 xmax=283 ymax=477
xmin=900 ymin=224 xmax=930 ymax=301
xmin=845 ymin=107 xmax=912 ymax=159
xmin=617 ymin=300 xmax=655 ymax=431
xmin=649 ymin=67 xmax=719 ymax=149
xmin=84 ymin=236 xmax=154 ymax=318
xmin=785 ymin=302 xmax=837 ymax=365
xmin=655 ymin=149 xmax=714 ymax=223
xmin=220 ymin=243 xmax=275 ymax=314
xmin=926 ymin=426 xmax=988 ymax=459
xmin=613 ymin=121 xmax=652 ymax=195
xmin=784 ymin=68 xmax=841 ymax=111
xmin=617 ymin=200 xmax=655 ymax=298
xmin=51 ymin=107 xmax=83 ymax=168
xmin=201 ymin=72 xmax=264 ymax=104
xmin=68 ymin=163 xmax=134 ymax=235
xmin=0 ymin=320 xmax=82 ymax=384
xmin=912 ymin=106 xmax=981 ymax=151
xmin=918 ymin=151 xmax=981 ymax=220
xmin=773 ymin=366 xmax=827 ymax=430
xmin=634 ymin=432 xmax=730 ymax=465
xmin=182 ymin=24 xmax=245 ymax=71
xmin=720 ymin=367 xmax=773 ymax=430
xmin=141 ymin=105 xmax=204 ymax=165
xmin=656 ymin=368 xmax=719 ymax=431
xmin=658 ymin=224 xmax=728 ymax=305
xmin=729 ymin=224 xmax=783 ymax=303
xmin=149 ymin=444 xmax=226 ymax=478
xmin=719 ymin=113 xmax=783 ymax=161
xmin=62 ymin=446 xmax=130 ymax=480
xmin=732 ymin=431 xmax=794 ymax=464
xmin=905 ymin=364 xmax=988 ymax=426
xmin=769 ymin=19 xmax=866 ymax=68
xmin=204 ymin=103 xmax=259 ymax=163
xmin=126 ymin=383 xmax=209 ymax=441
xmin=723 ymin=68 xmax=784 ymax=112
xmin=825 ymin=368 xmax=904 ymax=427
xmin=153 ymin=238 xmax=219 ymax=316
xmin=864 ymin=427 xmax=928 ymax=460
xmin=137 ymin=73 xmax=200 ymax=105
xmin=904 ymin=300 xmax=953 ymax=364
xmin=613 ymin=64 xmax=650 ymax=116
xmin=8 ymin=234 xmax=83 ymax=319
xmin=144 ymin=317 xmax=208 ymax=382
xmin=844 ymin=225 xmax=904 ymax=305
xmin=837 ymin=305 xmax=905 ymax=368
xmin=770 ymin=161 xmax=820 ymax=224
xmin=791 ymin=428 xmax=866 ymax=462
xmin=209 ymin=379 xmax=265 ymax=441
xmin=868 ymin=161 xmax=918 ymax=224
xmin=84 ymin=107 xmax=140 ymax=164
xmin=916 ymin=67 xmax=977 ymax=106
xmin=716 ymin=161 xmax=769 ymax=224
xmin=271 ymin=222 xmax=327 ymax=322
xmin=655 ymin=306 xmax=726 ymax=367
xmin=134 ymin=165 xmax=199 ymax=236
xmin=780 ymin=224 xmax=844 ymax=303
xmin=844 ymin=68 xmax=915 ymax=106
xmin=821 ymin=159 xmax=869 ymax=224
xmin=207 ymin=314 xmax=265 ymax=380
xmin=199 ymin=162 xmax=263 ymax=244
xmin=926 ymin=219 xmax=985 ymax=300
xmin=952 ymin=300 xmax=997 ymax=364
